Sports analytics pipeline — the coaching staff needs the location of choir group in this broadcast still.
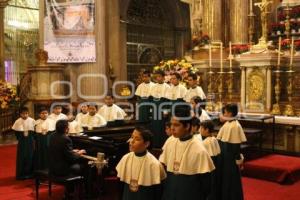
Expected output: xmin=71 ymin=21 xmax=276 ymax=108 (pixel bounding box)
xmin=12 ymin=70 xmax=247 ymax=200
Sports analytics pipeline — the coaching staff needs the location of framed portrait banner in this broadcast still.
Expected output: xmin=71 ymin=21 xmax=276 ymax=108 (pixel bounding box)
xmin=44 ymin=0 xmax=96 ymax=63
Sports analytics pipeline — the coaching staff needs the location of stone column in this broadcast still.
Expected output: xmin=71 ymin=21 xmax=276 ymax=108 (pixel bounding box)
xmin=240 ymin=66 xmax=246 ymax=111
xmin=0 ymin=0 xmax=9 ymax=80
xmin=229 ymin=0 xmax=248 ymax=44
xmin=77 ymin=0 xmax=107 ymax=102
xmin=107 ymin=0 xmax=126 ymax=86
xmin=202 ymin=0 xmax=222 ymax=42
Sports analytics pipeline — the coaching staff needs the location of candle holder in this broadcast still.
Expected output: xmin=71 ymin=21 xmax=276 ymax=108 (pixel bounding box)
xmin=283 ymin=68 xmax=295 ymax=116
xmin=227 ymin=70 xmax=235 ymax=103
xmin=206 ymin=70 xmax=215 ymax=112
xmin=271 ymin=68 xmax=282 ymax=115
xmin=215 ymin=71 xmax=225 ymax=112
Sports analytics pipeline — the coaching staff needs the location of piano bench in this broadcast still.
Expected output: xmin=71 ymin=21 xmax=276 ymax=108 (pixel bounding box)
xmin=34 ymin=169 xmax=84 ymax=200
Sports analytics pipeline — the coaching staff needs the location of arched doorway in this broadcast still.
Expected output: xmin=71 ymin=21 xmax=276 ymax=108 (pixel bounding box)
xmin=123 ymin=0 xmax=190 ymax=82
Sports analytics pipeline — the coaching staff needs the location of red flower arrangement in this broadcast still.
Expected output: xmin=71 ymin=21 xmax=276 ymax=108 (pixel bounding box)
xmin=281 ymin=39 xmax=300 ymax=51
xmin=232 ymin=44 xmax=249 ymax=54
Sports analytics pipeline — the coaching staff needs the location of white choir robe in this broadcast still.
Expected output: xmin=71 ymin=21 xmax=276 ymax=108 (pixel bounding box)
xmin=12 ymin=117 xmax=35 ymax=135
xmin=75 ymin=112 xmax=88 ymax=125
xmin=199 ymin=109 xmax=211 ymax=122
xmin=68 ymin=120 xmax=82 ymax=135
xmin=35 ymin=118 xmax=56 ymax=134
xmin=184 ymin=86 xmax=206 ymax=102
xmin=202 ymin=136 xmax=221 ymax=157
xmin=135 ymin=82 xmax=155 ymax=98
xmin=165 ymin=84 xmax=187 ymax=101
xmin=150 ymin=82 xmax=170 ymax=99
xmin=81 ymin=113 xmax=107 ymax=128
xmin=48 ymin=113 xmax=68 ymax=123
xmin=98 ymin=104 xmax=127 ymax=122
xmin=159 ymin=135 xmax=215 ymax=200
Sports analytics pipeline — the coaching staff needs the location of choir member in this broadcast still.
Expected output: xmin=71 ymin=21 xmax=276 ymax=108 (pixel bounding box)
xmin=159 ymin=104 xmax=215 ymax=200
xmin=200 ymin=120 xmax=221 ymax=200
xmin=116 ymin=126 xmax=166 ymax=200
xmin=75 ymin=103 xmax=88 ymax=125
xmin=48 ymin=104 xmax=67 ymax=122
xmin=67 ymin=112 xmax=82 ymax=135
xmin=217 ymin=104 xmax=246 ymax=200
xmin=34 ymin=107 xmax=56 ymax=170
xmin=98 ymin=94 xmax=127 ymax=126
xmin=12 ymin=107 xmax=35 ymax=180
xmin=81 ymin=103 xmax=107 ymax=130
xmin=135 ymin=70 xmax=155 ymax=123
xmin=165 ymin=72 xmax=187 ymax=104
xmin=191 ymin=96 xmax=211 ymax=121
xmin=184 ymin=73 xmax=206 ymax=104
xmin=149 ymin=70 xmax=170 ymax=148
xmin=165 ymin=121 xmax=172 ymax=137
xmin=191 ymin=117 xmax=202 ymax=141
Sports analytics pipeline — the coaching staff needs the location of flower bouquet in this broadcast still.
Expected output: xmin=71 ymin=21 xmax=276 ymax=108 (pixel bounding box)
xmin=0 ymin=80 xmax=20 ymax=110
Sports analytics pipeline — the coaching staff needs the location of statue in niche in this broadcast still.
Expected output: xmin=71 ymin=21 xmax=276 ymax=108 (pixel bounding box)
xmin=181 ymin=0 xmax=203 ymax=36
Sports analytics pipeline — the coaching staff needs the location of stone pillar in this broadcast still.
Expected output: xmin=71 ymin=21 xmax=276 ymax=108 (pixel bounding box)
xmin=107 ymin=0 xmax=126 ymax=86
xmin=203 ymin=0 xmax=222 ymax=42
xmin=77 ymin=0 xmax=107 ymax=102
xmin=0 ymin=0 xmax=9 ymax=80
xmin=229 ymin=0 xmax=248 ymax=44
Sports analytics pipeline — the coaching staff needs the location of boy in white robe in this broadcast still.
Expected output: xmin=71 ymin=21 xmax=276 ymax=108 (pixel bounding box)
xmin=200 ymin=120 xmax=221 ymax=200
xmin=191 ymin=96 xmax=211 ymax=122
xmin=34 ymin=107 xmax=56 ymax=170
xmin=81 ymin=103 xmax=107 ymax=130
xmin=48 ymin=104 xmax=67 ymax=123
xmin=67 ymin=112 xmax=82 ymax=135
xmin=217 ymin=103 xmax=247 ymax=200
xmin=149 ymin=70 xmax=170 ymax=148
xmin=75 ymin=103 xmax=88 ymax=125
xmin=12 ymin=107 xmax=35 ymax=179
xmin=165 ymin=72 xmax=187 ymax=102
xmin=184 ymin=73 xmax=206 ymax=104
xmin=135 ymin=70 xmax=155 ymax=123
xmin=98 ymin=94 xmax=127 ymax=126
xmin=116 ymin=127 xmax=166 ymax=200
xmin=159 ymin=104 xmax=215 ymax=200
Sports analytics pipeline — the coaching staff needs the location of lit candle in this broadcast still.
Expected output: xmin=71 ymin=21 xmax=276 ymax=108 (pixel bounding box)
xmin=277 ymin=37 xmax=281 ymax=66
xmin=229 ymin=41 xmax=232 ymax=70
xmin=250 ymin=0 xmax=253 ymax=13
xmin=290 ymin=37 xmax=294 ymax=66
xmin=220 ymin=42 xmax=223 ymax=72
xmin=209 ymin=44 xmax=212 ymax=68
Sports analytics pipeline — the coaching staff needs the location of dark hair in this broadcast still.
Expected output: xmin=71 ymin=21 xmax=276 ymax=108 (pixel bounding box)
xmin=135 ymin=126 xmax=153 ymax=150
xmin=173 ymin=103 xmax=192 ymax=129
xmin=88 ymin=103 xmax=98 ymax=110
xmin=188 ymin=73 xmax=197 ymax=80
xmin=56 ymin=120 xmax=69 ymax=135
xmin=106 ymin=91 xmax=114 ymax=99
xmin=153 ymin=69 xmax=165 ymax=77
xmin=20 ymin=107 xmax=29 ymax=113
xmin=53 ymin=104 xmax=62 ymax=109
xmin=39 ymin=106 xmax=48 ymax=113
xmin=200 ymin=120 xmax=214 ymax=133
xmin=165 ymin=121 xmax=171 ymax=128
xmin=191 ymin=117 xmax=200 ymax=128
xmin=191 ymin=96 xmax=203 ymax=116
xmin=142 ymin=70 xmax=151 ymax=76
xmin=223 ymin=103 xmax=238 ymax=117
xmin=171 ymin=72 xmax=182 ymax=81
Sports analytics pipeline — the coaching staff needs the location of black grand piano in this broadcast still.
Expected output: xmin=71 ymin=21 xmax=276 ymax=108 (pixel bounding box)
xmin=69 ymin=122 xmax=136 ymax=171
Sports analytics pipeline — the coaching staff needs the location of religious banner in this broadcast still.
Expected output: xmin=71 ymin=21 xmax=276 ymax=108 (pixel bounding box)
xmin=44 ymin=0 xmax=96 ymax=63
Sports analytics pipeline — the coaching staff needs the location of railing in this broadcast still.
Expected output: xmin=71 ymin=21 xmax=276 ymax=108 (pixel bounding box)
xmin=0 ymin=109 xmax=15 ymax=135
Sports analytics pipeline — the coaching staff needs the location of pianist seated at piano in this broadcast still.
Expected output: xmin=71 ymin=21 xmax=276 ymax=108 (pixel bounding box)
xmin=116 ymin=127 xmax=166 ymax=200
xmin=81 ymin=103 xmax=107 ymax=130
xmin=98 ymin=94 xmax=127 ymax=127
xmin=49 ymin=119 xmax=86 ymax=177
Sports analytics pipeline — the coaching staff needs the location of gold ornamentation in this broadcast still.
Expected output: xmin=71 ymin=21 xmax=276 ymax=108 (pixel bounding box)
xmin=35 ymin=49 xmax=48 ymax=65
xmin=120 ymin=86 xmax=131 ymax=96
xmin=246 ymin=69 xmax=265 ymax=110
xmin=283 ymin=72 xmax=295 ymax=116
